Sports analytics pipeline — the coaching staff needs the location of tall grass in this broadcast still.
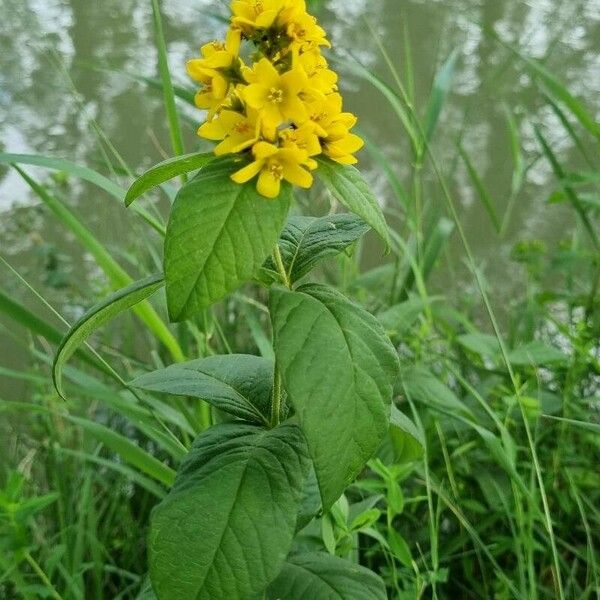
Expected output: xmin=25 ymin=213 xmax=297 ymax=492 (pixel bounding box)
xmin=1 ymin=2 xmax=599 ymax=599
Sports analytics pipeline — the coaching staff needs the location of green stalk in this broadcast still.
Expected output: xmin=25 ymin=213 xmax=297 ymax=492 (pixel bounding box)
xmin=151 ymin=0 xmax=186 ymax=166
xmin=273 ymin=244 xmax=291 ymax=289
xmin=24 ymin=552 xmax=65 ymax=600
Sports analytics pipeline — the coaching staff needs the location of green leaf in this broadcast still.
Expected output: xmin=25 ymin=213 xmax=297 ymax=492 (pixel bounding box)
xmin=131 ymin=354 xmax=273 ymax=425
xmin=125 ymin=152 xmax=214 ymax=206
xmin=389 ymin=405 xmax=424 ymax=463
xmin=508 ymin=341 xmax=567 ymax=366
xmin=165 ymin=157 xmax=291 ymax=320
xmin=398 ymin=365 xmax=474 ymax=418
xmin=388 ymin=530 xmax=413 ymax=567
xmin=267 ymin=552 xmax=387 ymax=600
xmin=267 ymin=214 xmax=369 ymax=283
xmin=297 ymin=466 xmax=321 ymax=530
xmin=53 ymin=274 xmax=165 ymax=398
xmin=270 ymin=284 xmax=399 ymax=508
xmin=423 ymin=49 xmax=459 ymax=147
xmin=315 ymin=157 xmax=390 ymax=251
xmin=377 ymin=297 xmax=439 ymax=335
xmin=457 ymin=333 xmax=501 ymax=360
xmin=459 ymin=144 xmax=501 ymax=232
xmin=149 ymin=423 xmax=310 ymax=600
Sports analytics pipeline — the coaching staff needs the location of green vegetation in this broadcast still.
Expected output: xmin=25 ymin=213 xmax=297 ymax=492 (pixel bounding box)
xmin=1 ymin=2 xmax=599 ymax=599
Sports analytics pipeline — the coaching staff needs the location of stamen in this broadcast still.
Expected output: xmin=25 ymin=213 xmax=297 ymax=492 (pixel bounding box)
xmin=268 ymin=162 xmax=284 ymax=180
xmin=267 ymin=87 xmax=284 ymax=104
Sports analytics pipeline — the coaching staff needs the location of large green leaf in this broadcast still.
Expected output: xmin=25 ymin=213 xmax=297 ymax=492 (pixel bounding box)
xmin=125 ymin=152 xmax=214 ymax=206
xmin=266 ymin=214 xmax=369 ymax=283
xmin=315 ymin=157 xmax=390 ymax=251
xmin=270 ymin=284 xmax=399 ymax=508
xmin=165 ymin=157 xmax=291 ymax=320
xmin=267 ymin=552 xmax=387 ymax=600
xmin=53 ymin=274 xmax=165 ymax=398
xmin=131 ymin=354 xmax=273 ymax=425
xmin=149 ymin=423 xmax=310 ymax=600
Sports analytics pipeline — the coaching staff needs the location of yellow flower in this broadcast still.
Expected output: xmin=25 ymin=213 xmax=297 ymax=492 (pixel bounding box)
xmin=305 ymin=93 xmax=364 ymax=164
xmin=191 ymin=71 xmax=228 ymax=118
xmin=322 ymin=128 xmax=364 ymax=165
xmin=298 ymin=50 xmax=337 ymax=94
xmin=198 ymin=109 xmax=260 ymax=155
xmin=305 ymin=93 xmax=344 ymax=136
xmin=232 ymin=141 xmax=313 ymax=198
xmin=231 ymin=0 xmax=285 ymax=31
xmin=187 ymin=29 xmax=242 ymax=114
xmin=283 ymin=7 xmax=330 ymax=50
xmin=242 ymin=59 xmax=308 ymax=132
xmin=279 ymin=123 xmax=321 ymax=159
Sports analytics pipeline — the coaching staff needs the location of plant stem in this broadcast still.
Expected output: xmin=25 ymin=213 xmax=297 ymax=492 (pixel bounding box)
xmin=270 ymin=363 xmax=283 ymax=428
xmin=273 ymin=244 xmax=291 ymax=289
xmin=25 ymin=552 xmax=64 ymax=600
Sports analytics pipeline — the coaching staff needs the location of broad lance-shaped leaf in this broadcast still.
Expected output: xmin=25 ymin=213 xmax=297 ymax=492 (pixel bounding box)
xmin=53 ymin=274 xmax=165 ymax=398
xmin=316 ymin=157 xmax=390 ymax=251
xmin=270 ymin=284 xmax=399 ymax=509
xmin=165 ymin=156 xmax=291 ymax=321
xmin=265 ymin=214 xmax=369 ymax=283
xmin=267 ymin=552 xmax=387 ymax=600
xmin=125 ymin=152 xmax=214 ymax=206
xmin=149 ymin=423 xmax=310 ymax=600
xmin=131 ymin=354 xmax=273 ymax=425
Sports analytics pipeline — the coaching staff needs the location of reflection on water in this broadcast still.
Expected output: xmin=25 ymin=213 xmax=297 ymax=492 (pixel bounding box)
xmin=0 ymin=0 xmax=598 ymax=392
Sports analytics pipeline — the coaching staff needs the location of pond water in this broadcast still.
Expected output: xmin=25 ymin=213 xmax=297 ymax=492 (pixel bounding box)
xmin=1 ymin=0 xmax=599 ymax=398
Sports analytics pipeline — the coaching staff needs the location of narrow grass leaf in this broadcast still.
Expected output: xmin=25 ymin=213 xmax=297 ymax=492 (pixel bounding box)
xmin=150 ymin=0 xmax=185 ymax=158
xmin=423 ymin=49 xmax=459 ymax=148
xmin=53 ymin=274 xmax=165 ymax=398
xmin=66 ymin=415 xmax=175 ymax=487
xmin=0 ymin=153 xmax=165 ymax=234
xmin=14 ymin=166 xmax=183 ymax=361
xmin=459 ymin=145 xmax=501 ymax=232
xmin=534 ymin=126 xmax=599 ymax=250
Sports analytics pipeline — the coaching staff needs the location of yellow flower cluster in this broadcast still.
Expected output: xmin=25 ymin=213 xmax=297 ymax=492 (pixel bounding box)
xmin=186 ymin=0 xmax=364 ymax=198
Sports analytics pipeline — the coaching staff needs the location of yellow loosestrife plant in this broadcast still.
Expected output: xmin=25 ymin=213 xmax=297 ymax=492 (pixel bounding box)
xmin=53 ymin=1 xmax=404 ymax=598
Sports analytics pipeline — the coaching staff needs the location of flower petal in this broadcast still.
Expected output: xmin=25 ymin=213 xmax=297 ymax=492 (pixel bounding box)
xmin=257 ymin=169 xmax=281 ymax=198
xmin=231 ymin=160 xmax=264 ymax=183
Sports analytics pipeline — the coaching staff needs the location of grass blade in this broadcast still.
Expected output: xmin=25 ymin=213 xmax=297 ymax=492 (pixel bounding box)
xmin=534 ymin=126 xmax=599 ymax=250
xmin=459 ymin=144 xmax=501 ymax=232
xmin=14 ymin=166 xmax=183 ymax=361
xmin=150 ymin=0 xmax=186 ymax=159
xmin=423 ymin=49 xmax=459 ymax=149
xmin=0 ymin=153 xmax=165 ymax=235
xmin=52 ymin=274 xmax=165 ymax=398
